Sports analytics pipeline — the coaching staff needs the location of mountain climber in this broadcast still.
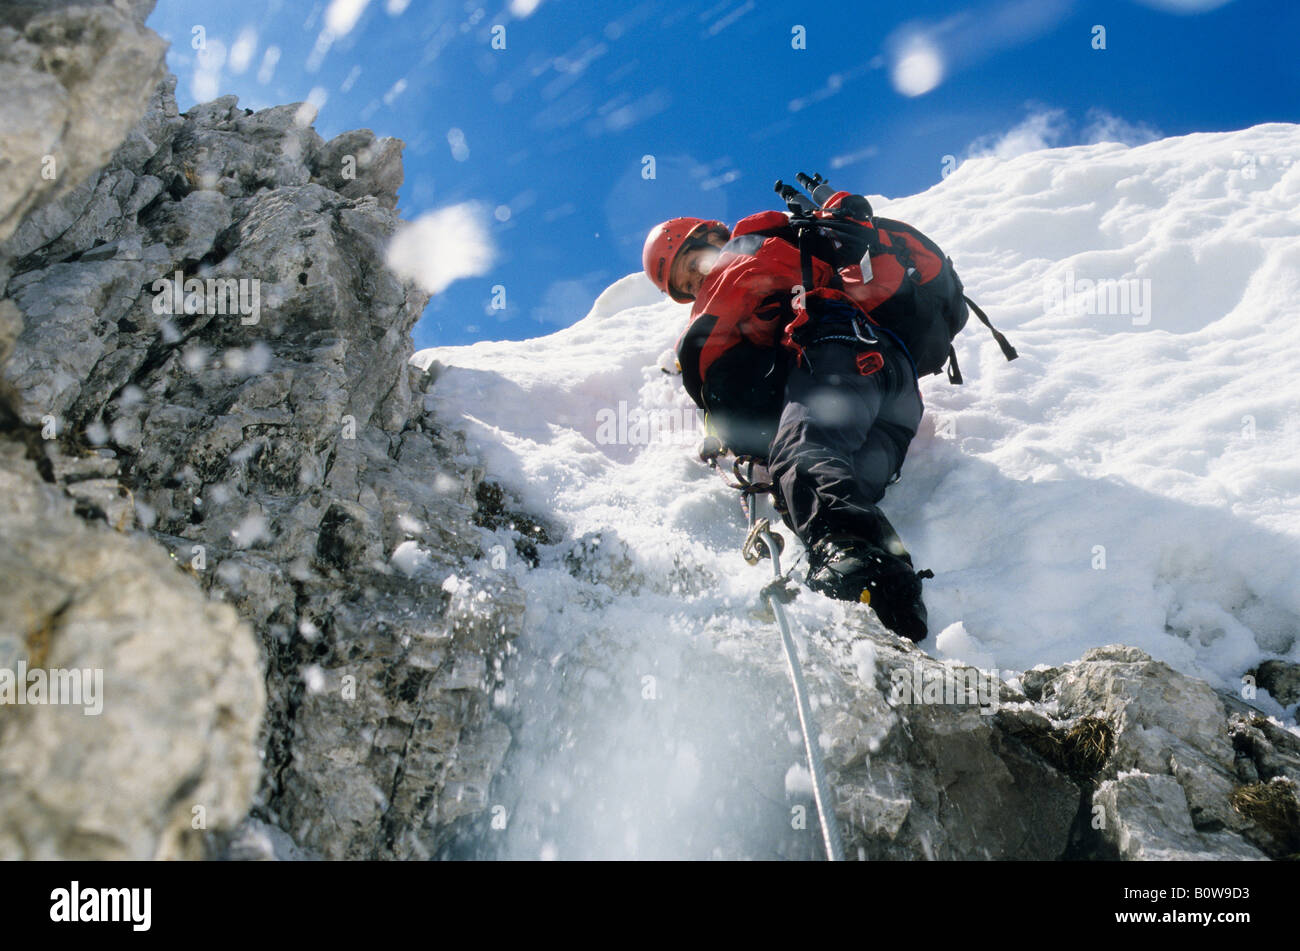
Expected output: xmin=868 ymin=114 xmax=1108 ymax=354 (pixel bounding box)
xmin=642 ymin=183 xmax=1016 ymax=641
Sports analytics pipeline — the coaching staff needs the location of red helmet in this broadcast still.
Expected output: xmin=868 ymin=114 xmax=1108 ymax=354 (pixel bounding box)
xmin=642 ymin=217 xmax=729 ymax=303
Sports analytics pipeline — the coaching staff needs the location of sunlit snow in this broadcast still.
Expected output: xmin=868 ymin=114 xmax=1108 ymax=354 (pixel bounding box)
xmin=413 ymin=124 xmax=1300 ymax=857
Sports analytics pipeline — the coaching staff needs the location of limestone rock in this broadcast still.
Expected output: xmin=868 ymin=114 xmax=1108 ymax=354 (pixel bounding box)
xmin=1094 ymin=773 xmax=1266 ymax=860
xmin=2 ymin=35 xmax=526 ymax=857
xmin=1254 ymin=659 xmax=1300 ymax=708
xmin=0 ymin=0 xmax=165 ymax=246
xmin=0 ymin=0 xmax=263 ymax=862
xmin=0 ymin=439 xmax=264 ymax=860
xmin=312 ymin=129 xmax=405 ymax=209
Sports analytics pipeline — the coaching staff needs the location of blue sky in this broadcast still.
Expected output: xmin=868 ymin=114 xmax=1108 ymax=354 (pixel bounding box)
xmin=145 ymin=0 xmax=1299 ymax=350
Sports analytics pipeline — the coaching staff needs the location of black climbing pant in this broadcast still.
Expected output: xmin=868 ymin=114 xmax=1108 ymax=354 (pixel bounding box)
xmin=767 ymin=333 xmax=923 ymax=550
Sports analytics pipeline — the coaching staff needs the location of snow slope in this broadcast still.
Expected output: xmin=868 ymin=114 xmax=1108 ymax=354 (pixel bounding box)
xmin=413 ymin=124 xmax=1300 ymax=856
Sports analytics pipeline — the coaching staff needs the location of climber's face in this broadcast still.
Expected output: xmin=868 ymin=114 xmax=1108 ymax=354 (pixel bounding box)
xmin=669 ymin=231 xmax=727 ymax=301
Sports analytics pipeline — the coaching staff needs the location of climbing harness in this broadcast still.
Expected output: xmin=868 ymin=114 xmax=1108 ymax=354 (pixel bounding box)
xmin=703 ymin=442 xmax=845 ymax=861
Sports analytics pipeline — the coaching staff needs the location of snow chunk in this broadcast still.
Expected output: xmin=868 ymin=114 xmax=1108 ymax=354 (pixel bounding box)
xmin=391 ymin=540 xmax=433 ymax=576
xmin=784 ymin=764 xmax=814 ymax=797
xmin=385 ymin=203 xmax=495 ymax=294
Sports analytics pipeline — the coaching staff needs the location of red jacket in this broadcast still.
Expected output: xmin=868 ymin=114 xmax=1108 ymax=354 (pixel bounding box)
xmin=675 ymin=206 xmax=952 ymax=409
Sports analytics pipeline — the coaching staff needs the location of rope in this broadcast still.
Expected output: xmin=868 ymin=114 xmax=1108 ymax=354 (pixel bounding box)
xmin=703 ymin=448 xmax=844 ymax=859
xmin=743 ymin=499 xmax=845 ymax=862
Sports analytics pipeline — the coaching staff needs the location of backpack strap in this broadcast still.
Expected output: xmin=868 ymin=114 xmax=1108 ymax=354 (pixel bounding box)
xmin=943 ymin=297 xmax=1017 ymax=385
xmin=945 ymin=345 xmax=963 ymax=385
xmin=796 ymin=219 xmax=815 ymax=294
xmin=964 ymin=295 xmax=1018 ymax=362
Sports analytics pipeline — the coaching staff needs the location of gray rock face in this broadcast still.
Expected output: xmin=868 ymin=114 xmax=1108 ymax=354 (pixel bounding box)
xmin=3 ymin=59 xmax=524 ymax=857
xmin=0 ymin=439 xmax=264 ymax=859
xmin=0 ymin=0 xmax=165 ymax=255
xmin=311 ymin=129 xmax=405 ymax=209
xmin=1253 ymin=659 xmax=1300 ymax=709
xmin=1020 ymin=646 xmax=1298 ymax=859
xmin=0 ymin=0 xmax=263 ymax=862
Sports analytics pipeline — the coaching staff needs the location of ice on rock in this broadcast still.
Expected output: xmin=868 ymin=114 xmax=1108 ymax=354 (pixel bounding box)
xmin=229 ymin=440 xmax=262 ymax=465
xmin=215 ymin=561 xmax=243 ymax=588
xmin=851 ymin=640 xmax=878 ymax=683
xmin=85 ymin=421 xmax=108 ymax=445
xmin=133 ymin=499 xmax=156 ymax=530
xmin=182 ymin=345 xmax=209 ymax=373
xmin=117 ymin=385 xmax=146 ymax=407
xmin=231 ymin=512 xmax=270 ymax=549
xmin=391 ymin=540 xmax=433 ymax=576
xmin=784 ymin=764 xmax=814 ymax=797
xmin=223 ymin=342 xmax=273 ymax=376
xmin=301 ymin=665 xmax=326 ymax=695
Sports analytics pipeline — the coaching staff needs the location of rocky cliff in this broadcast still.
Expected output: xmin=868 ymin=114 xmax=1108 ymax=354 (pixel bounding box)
xmin=0 ymin=0 xmax=261 ymax=861
xmin=1 ymin=0 xmax=520 ymax=860
xmin=1 ymin=0 xmax=1296 ymax=861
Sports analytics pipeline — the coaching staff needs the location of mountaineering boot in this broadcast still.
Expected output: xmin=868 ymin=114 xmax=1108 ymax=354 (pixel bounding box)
xmin=806 ymin=535 xmax=930 ymax=641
